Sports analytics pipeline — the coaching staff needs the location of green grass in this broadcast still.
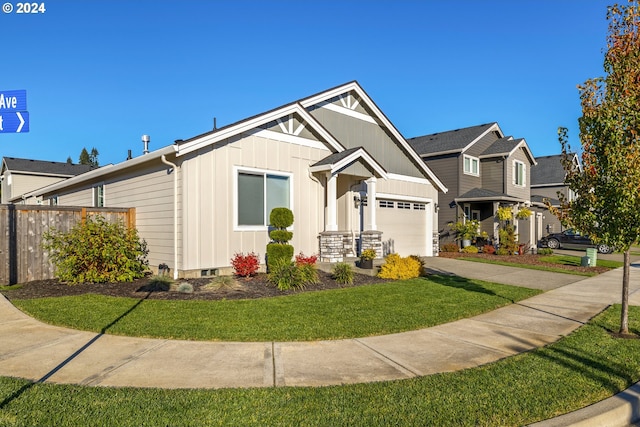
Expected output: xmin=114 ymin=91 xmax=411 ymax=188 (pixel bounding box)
xmin=1 ymin=305 xmax=639 ymax=426
xmin=459 ymin=254 xmax=623 ymax=276
xmin=0 ymin=284 xmax=22 ymax=291
xmin=539 ymin=255 xmax=624 ymax=269
xmin=11 ymin=276 xmax=539 ymax=341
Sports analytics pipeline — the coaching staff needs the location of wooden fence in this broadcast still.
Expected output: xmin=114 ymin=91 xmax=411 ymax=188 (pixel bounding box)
xmin=0 ymin=205 xmax=135 ymax=285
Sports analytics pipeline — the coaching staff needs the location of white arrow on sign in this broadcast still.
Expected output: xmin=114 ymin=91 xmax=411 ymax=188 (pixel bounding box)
xmin=16 ymin=112 xmax=24 ymax=133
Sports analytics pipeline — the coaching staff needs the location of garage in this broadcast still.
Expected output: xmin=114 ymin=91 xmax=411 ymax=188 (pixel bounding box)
xmin=375 ymin=198 xmax=429 ymax=256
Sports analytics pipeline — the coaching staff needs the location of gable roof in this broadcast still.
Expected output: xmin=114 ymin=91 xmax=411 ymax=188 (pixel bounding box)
xmin=407 ymin=123 xmax=500 ymax=156
xmin=309 ymin=146 xmax=388 ymax=178
xmin=531 ymin=153 xmax=579 ymax=187
xmin=1 ymin=157 xmax=96 ymax=177
xmin=479 ymin=137 xmax=537 ymax=165
xmin=177 ymin=81 xmax=446 ymax=192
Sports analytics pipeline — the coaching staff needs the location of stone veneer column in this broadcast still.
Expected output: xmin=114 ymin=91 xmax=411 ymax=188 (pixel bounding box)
xmin=319 ymin=231 xmax=352 ymax=263
xmin=360 ymin=230 xmax=383 ymax=259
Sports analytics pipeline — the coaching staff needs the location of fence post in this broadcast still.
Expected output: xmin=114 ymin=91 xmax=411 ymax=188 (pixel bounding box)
xmin=8 ymin=204 xmax=17 ymax=285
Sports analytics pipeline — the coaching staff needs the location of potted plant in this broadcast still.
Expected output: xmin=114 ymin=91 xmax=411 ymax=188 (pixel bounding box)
xmin=448 ymin=219 xmax=480 ymax=247
xmin=359 ymin=248 xmax=376 ymax=269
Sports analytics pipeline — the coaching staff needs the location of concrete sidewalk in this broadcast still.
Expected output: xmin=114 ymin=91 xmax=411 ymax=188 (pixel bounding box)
xmin=2 ymin=258 xmax=640 ymax=425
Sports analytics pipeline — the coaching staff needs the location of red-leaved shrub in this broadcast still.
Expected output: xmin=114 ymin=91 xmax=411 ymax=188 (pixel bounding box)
xmin=482 ymin=244 xmax=496 ymax=254
xmin=295 ymin=252 xmax=318 ymax=266
xmin=231 ymin=252 xmax=260 ymax=277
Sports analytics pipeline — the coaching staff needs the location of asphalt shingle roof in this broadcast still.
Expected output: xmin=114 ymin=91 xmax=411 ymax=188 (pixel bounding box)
xmin=2 ymin=157 xmax=96 ymax=176
xmin=481 ymin=137 xmax=523 ymax=157
xmin=407 ymin=123 xmax=497 ymax=156
xmin=530 ymin=154 xmax=568 ymax=186
xmin=311 ymin=147 xmax=361 ymax=167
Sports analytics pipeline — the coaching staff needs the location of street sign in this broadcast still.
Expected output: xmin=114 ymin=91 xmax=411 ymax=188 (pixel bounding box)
xmin=0 ymin=90 xmax=27 ymax=112
xmin=0 ymin=111 xmax=29 ymax=133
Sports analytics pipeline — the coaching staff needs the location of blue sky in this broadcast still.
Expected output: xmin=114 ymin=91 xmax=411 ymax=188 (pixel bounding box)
xmin=1 ymin=0 xmax=612 ymax=166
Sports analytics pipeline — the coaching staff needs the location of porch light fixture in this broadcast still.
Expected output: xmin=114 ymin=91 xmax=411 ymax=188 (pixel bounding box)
xmin=434 ymin=203 xmax=440 ymax=213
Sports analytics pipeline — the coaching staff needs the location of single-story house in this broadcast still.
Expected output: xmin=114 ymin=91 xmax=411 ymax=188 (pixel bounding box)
xmin=22 ymin=81 xmax=447 ymax=277
xmin=0 ymin=157 xmax=95 ymax=204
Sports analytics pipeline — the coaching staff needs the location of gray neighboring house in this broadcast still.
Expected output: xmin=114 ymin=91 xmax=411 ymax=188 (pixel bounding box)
xmin=20 ymin=81 xmax=447 ymax=278
xmin=0 ymin=157 xmax=95 ymax=204
xmin=408 ymin=122 xmax=537 ymax=248
xmin=530 ymin=153 xmax=580 ymax=240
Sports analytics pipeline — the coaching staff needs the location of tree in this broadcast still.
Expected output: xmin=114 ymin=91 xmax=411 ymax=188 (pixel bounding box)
xmin=78 ymin=147 xmax=99 ymax=167
xmin=555 ymin=1 xmax=640 ymax=334
xmin=66 ymin=156 xmax=73 ymax=164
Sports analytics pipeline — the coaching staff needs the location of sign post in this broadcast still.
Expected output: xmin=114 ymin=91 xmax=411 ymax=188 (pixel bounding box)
xmin=0 ymin=90 xmax=29 ymax=133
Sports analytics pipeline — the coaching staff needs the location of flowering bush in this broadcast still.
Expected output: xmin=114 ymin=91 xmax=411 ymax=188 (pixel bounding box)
xmin=230 ymin=252 xmax=260 ymax=278
xmin=462 ymin=245 xmax=479 ymax=254
xmin=360 ymin=249 xmax=377 ymax=261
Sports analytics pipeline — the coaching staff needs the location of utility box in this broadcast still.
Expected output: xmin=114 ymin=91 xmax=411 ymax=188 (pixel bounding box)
xmin=586 ymin=248 xmax=598 ymax=267
xmin=581 ymin=256 xmax=591 ymax=267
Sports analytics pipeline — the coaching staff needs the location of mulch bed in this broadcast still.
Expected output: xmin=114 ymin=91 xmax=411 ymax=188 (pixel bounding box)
xmin=438 ymin=251 xmax=611 ymax=275
xmin=0 ymin=270 xmax=391 ymax=301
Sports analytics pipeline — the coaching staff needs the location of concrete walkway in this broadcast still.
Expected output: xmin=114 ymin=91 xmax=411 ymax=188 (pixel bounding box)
xmin=2 ymin=257 xmax=640 ymax=425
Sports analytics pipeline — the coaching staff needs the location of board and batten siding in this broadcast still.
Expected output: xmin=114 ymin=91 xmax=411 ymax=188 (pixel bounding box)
xmin=101 ymin=164 xmax=177 ymax=270
xmin=308 ymin=106 xmax=425 ymax=178
xmin=180 ymin=132 xmax=329 ymax=271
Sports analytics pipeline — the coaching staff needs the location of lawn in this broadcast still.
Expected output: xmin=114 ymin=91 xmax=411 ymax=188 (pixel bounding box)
xmin=11 ymin=275 xmax=540 ymax=341
xmin=1 ymin=305 xmax=639 ymax=426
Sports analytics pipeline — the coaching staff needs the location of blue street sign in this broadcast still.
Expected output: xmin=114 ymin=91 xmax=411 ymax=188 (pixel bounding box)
xmin=0 ymin=111 xmax=29 ymax=133
xmin=0 ymin=90 xmax=27 ymax=112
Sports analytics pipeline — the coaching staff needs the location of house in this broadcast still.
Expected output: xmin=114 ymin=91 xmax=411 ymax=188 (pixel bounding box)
xmin=530 ymin=153 xmax=580 ymax=240
xmin=407 ymin=122 xmax=537 ymax=248
xmin=0 ymin=157 xmax=95 ymax=204
xmin=21 ymin=81 xmax=447 ymax=277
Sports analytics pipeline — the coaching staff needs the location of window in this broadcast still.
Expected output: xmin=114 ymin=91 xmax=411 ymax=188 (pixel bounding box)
xmin=413 ymin=203 xmax=426 ymax=210
xmin=513 ymin=161 xmax=526 ymax=186
xmin=237 ymin=170 xmax=291 ymax=227
xmin=463 ymin=155 xmax=479 ymax=176
xmin=379 ymin=200 xmax=394 ymax=208
xmin=93 ymin=184 xmax=104 ymax=207
xmin=397 ymin=202 xmax=411 ymax=209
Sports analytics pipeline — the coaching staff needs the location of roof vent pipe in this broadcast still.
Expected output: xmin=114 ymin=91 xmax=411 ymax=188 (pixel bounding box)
xmin=213 ymin=117 xmax=217 ymax=130
xmin=142 ymin=135 xmax=150 ymax=154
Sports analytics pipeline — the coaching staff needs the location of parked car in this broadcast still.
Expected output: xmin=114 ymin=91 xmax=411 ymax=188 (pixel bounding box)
xmin=539 ymin=229 xmax=613 ymax=254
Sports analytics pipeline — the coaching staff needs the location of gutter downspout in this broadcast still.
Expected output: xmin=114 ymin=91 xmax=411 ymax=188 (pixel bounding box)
xmin=161 ymin=155 xmax=179 ymax=279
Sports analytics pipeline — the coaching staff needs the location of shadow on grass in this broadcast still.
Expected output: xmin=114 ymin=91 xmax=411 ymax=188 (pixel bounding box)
xmin=0 ymin=292 xmax=151 ymax=410
xmin=427 ymin=274 xmax=498 ymax=297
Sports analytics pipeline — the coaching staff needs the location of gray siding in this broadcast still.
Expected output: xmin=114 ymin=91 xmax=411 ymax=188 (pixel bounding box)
xmin=505 ymin=148 xmax=531 ymax=200
xmin=481 ymin=158 xmax=505 ymax=194
xmin=309 ymin=106 xmax=424 ymax=178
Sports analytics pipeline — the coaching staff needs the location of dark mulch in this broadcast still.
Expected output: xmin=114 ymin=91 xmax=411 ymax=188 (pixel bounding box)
xmin=0 ymin=270 xmax=391 ymax=301
xmin=438 ymin=251 xmax=611 ymax=275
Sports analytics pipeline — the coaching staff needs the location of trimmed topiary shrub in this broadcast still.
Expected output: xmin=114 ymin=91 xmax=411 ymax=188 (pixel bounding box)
xmin=378 ymin=253 xmax=422 ymax=280
xmin=42 ymin=215 xmax=149 ymax=284
xmin=267 ymin=207 xmax=294 ymax=271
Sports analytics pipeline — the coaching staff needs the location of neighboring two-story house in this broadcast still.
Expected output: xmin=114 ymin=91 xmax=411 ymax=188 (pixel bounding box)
xmin=408 ymin=122 xmax=537 ymax=248
xmin=0 ymin=157 xmax=96 ymax=204
xmin=530 ymin=153 xmax=580 ymax=241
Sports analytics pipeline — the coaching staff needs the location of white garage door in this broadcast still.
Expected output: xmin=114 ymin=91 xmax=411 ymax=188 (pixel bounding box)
xmin=376 ymin=199 xmax=428 ymax=256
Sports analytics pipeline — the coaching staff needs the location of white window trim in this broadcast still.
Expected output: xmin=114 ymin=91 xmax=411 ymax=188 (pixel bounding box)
xmin=463 ymin=155 xmax=480 ymax=176
xmin=233 ymin=166 xmax=294 ymax=231
xmin=513 ymin=160 xmax=526 ymax=187
xmin=93 ymin=183 xmax=105 ymax=207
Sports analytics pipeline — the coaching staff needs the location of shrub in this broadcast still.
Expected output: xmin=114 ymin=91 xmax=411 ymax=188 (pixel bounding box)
xmin=462 ymin=245 xmax=479 ymax=254
xmin=177 ymin=283 xmax=193 ymax=293
xmin=230 ymin=252 xmax=260 ymax=278
xmin=204 ymin=275 xmax=239 ymax=290
xmin=538 ymin=248 xmax=554 ymax=255
xmin=42 ymin=216 xmax=148 ymax=284
xmin=360 ymin=249 xmax=377 ymax=261
xmin=441 ymin=243 xmax=460 ymax=253
xmin=332 ymin=262 xmax=354 ymax=285
xmin=498 ymin=224 xmax=518 ymax=255
xmin=482 ymin=244 xmax=496 ymax=254
xmin=267 ymin=207 xmax=295 ymax=271
xmin=378 ymin=253 xmax=421 ymax=280
xmin=267 ymin=257 xmax=315 ymax=291
xmin=295 ymin=252 xmax=318 ymax=266
xmin=409 ymin=255 xmax=425 ymax=276
xmin=496 ymin=247 xmax=511 ymax=256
